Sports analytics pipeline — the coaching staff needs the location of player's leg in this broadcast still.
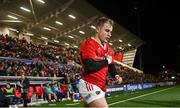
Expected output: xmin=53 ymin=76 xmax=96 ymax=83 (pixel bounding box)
xmin=78 ymin=79 xmax=108 ymax=107
xmin=88 ymin=97 xmax=108 ymax=107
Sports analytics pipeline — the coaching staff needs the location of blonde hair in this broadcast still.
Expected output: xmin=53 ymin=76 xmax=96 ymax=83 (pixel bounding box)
xmin=96 ymin=17 xmax=114 ymax=27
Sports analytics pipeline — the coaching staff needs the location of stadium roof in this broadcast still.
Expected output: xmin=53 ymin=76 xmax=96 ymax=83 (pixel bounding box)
xmin=0 ymin=0 xmax=143 ymax=51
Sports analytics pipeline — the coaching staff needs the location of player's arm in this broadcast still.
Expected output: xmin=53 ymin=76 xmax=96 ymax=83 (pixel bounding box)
xmin=108 ymin=64 xmax=118 ymax=78
xmin=17 ymin=81 xmax=23 ymax=87
xmin=82 ymin=50 xmax=114 ymax=72
xmin=82 ymin=58 xmax=108 ymax=72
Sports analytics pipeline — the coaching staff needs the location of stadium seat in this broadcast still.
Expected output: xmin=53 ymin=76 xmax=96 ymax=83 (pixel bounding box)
xmin=61 ymin=84 xmax=67 ymax=95
xmin=29 ymin=86 xmax=34 ymax=93
xmin=14 ymin=88 xmax=21 ymax=98
xmin=60 ymin=84 xmax=67 ymax=98
xmin=35 ymin=86 xmax=43 ymax=98
xmin=27 ymin=86 xmax=34 ymax=100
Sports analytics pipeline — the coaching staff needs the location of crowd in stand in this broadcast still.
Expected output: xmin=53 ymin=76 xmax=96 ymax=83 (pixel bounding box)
xmin=0 ymin=59 xmax=82 ymax=78
xmin=0 ymin=34 xmax=81 ymax=65
xmin=106 ymin=65 xmax=159 ymax=86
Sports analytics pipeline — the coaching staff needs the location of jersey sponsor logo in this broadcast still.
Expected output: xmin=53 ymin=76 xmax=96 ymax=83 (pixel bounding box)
xmin=95 ymin=91 xmax=101 ymax=95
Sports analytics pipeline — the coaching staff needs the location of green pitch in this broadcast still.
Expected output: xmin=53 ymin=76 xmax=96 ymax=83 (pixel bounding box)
xmin=30 ymin=85 xmax=180 ymax=107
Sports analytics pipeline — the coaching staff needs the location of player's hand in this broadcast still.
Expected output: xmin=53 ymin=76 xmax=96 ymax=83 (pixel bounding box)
xmin=105 ymin=54 xmax=112 ymax=64
xmin=115 ymin=74 xmax=123 ymax=84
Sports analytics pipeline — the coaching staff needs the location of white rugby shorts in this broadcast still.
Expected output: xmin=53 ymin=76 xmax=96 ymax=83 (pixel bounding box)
xmin=78 ymin=79 xmax=105 ymax=104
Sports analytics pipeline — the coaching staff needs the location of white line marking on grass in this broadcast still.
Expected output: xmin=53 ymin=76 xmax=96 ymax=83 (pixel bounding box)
xmin=109 ymin=87 xmax=173 ymax=106
xmin=66 ymin=103 xmax=80 ymax=106
xmin=49 ymin=103 xmax=56 ymax=106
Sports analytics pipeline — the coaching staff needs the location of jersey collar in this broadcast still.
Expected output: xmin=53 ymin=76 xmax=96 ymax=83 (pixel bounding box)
xmin=91 ymin=37 xmax=107 ymax=50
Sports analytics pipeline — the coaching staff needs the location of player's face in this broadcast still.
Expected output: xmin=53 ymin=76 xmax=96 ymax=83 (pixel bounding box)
xmin=96 ymin=22 xmax=113 ymax=43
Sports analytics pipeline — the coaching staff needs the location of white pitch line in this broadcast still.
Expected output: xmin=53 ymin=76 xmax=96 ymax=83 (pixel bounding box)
xmin=66 ymin=103 xmax=80 ymax=106
xmin=49 ymin=104 xmax=56 ymax=106
xmin=109 ymin=87 xmax=173 ymax=106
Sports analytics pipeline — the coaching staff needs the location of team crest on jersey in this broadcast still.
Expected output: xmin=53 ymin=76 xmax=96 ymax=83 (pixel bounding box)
xmin=95 ymin=91 xmax=101 ymax=95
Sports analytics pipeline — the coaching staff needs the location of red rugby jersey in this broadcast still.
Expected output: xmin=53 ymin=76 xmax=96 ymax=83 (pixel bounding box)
xmin=80 ymin=38 xmax=114 ymax=92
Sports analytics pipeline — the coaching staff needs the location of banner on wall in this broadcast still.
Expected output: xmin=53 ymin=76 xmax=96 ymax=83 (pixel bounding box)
xmin=124 ymin=83 xmax=156 ymax=92
xmin=106 ymin=85 xmax=124 ymax=93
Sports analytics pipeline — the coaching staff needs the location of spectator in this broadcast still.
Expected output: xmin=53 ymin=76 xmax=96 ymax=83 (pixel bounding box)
xmin=3 ymin=83 xmax=17 ymax=108
xmin=51 ymin=82 xmax=65 ymax=100
xmin=17 ymin=74 xmax=30 ymax=107
xmin=43 ymin=83 xmax=57 ymax=102
xmin=66 ymin=83 xmax=74 ymax=100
